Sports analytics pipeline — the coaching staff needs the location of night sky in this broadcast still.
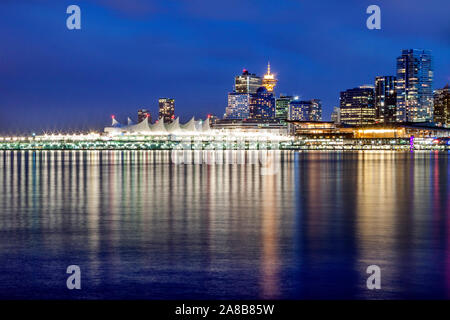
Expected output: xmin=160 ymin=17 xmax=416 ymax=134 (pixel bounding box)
xmin=0 ymin=0 xmax=449 ymax=134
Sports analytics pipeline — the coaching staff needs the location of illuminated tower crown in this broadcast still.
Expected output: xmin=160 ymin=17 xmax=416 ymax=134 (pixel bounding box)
xmin=262 ymin=62 xmax=277 ymax=92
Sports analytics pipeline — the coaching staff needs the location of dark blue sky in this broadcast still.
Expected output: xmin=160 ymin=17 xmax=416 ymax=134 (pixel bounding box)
xmin=0 ymin=0 xmax=449 ymax=134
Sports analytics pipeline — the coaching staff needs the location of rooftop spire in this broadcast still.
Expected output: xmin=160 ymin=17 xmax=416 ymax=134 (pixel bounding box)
xmin=262 ymin=61 xmax=277 ymax=92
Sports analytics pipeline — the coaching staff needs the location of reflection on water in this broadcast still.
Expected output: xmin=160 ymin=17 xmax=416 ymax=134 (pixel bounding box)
xmin=0 ymin=150 xmax=449 ymax=299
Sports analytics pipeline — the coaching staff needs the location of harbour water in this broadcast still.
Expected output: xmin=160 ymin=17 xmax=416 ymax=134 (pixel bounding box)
xmin=0 ymin=150 xmax=449 ymax=299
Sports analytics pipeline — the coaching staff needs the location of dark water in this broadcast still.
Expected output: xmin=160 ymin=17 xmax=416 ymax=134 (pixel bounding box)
xmin=0 ymin=150 xmax=449 ymax=299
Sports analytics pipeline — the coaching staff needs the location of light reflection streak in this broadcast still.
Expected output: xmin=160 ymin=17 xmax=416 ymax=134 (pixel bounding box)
xmin=0 ymin=150 xmax=448 ymax=299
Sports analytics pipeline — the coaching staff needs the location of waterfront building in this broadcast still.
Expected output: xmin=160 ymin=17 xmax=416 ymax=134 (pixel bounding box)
xmin=138 ymin=109 xmax=151 ymax=123
xmin=375 ymin=76 xmax=397 ymax=123
xmin=235 ymin=69 xmax=262 ymax=94
xmin=340 ymin=86 xmax=375 ymax=125
xmin=396 ymin=49 xmax=433 ymax=122
xmin=101 ymin=116 xmax=291 ymax=144
xmin=276 ymin=95 xmax=294 ymax=121
xmin=433 ymin=84 xmax=450 ymax=127
xmin=262 ymin=62 xmax=277 ymax=93
xmin=158 ymin=98 xmax=175 ymax=123
xmin=331 ymin=106 xmax=341 ymax=124
xmin=287 ymin=120 xmax=450 ymax=140
xmin=105 ymin=116 xmax=210 ymax=135
xmin=225 ymin=92 xmax=252 ymax=119
xmin=212 ymin=118 xmax=288 ymax=135
xmin=250 ymin=87 xmax=276 ymax=119
xmin=289 ymin=99 xmax=322 ymax=121
xmin=287 ymin=121 xmax=346 ymax=138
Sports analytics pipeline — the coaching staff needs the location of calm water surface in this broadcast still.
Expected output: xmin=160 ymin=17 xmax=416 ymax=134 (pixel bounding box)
xmin=0 ymin=150 xmax=449 ymax=299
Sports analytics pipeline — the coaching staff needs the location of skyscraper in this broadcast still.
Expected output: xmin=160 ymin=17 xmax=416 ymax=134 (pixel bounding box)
xmin=138 ymin=109 xmax=151 ymax=123
xmin=375 ymin=76 xmax=397 ymax=123
xmin=158 ymin=98 xmax=175 ymax=123
xmin=225 ymin=92 xmax=251 ymax=119
xmin=275 ymin=95 xmax=294 ymax=121
xmin=226 ymin=69 xmax=264 ymax=119
xmin=262 ymin=62 xmax=277 ymax=93
xmin=250 ymin=87 xmax=276 ymax=119
xmin=235 ymin=69 xmax=262 ymax=94
xmin=396 ymin=49 xmax=433 ymax=122
xmin=288 ymin=99 xmax=322 ymax=121
xmin=340 ymin=86 xmax=375 ymax=125
xmin=433 ymin=84 xmax=450 ymax=127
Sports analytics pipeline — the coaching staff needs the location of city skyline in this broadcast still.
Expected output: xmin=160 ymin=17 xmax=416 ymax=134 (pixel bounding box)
xmin=2 ymin=0 xmax=450 ymax=307
xmin=0 ymin=0 xmax=449 ymax=134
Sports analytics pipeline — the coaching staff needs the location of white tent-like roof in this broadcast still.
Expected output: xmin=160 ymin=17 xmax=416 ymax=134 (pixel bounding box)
xmin=195 ymin=119 xmax=203 ymax=131
xmin=150 ymin=118 xmax=168 ymax=133
xmin=166 ymin=117 xmax=181 ymax=133
xmin=104 ymin=115 xmax=214 ymax=135
xmin=125 ymin=116 xmax=151 ymax=133
xmin=112 ymin=117 xmax=122 ymax=127
xmin=181 ymin=117 xmax=197 ymax=132
xmin=202 ymin=118 xmax=211 ymax=132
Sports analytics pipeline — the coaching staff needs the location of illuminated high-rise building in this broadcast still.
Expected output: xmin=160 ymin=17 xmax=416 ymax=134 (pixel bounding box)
xmin=158 ymin=98 xmax=175 ymax=123
xmin=396 ymin=49 xmax=433 ymax=122
xmin=262 ymin=62 xmax=277 ymax=93
xmin=340 ymin=86 xmax=375 ymax=125
xmin=275 ymin=95 xmax=294 ymax=121
xmin=289 ymin=99 xmax=322 ymax=121
xmin=235 ymin=69 xmax=262 ymax=94
xmin=433 ymin=84 xmax=450 ymax=127
xmin=375 ymin=76 xmax=397 ymax=123
xmin=225 ymin=92 xmax=251 ymax=119
xmin=250 ymin=87 xmax=275 ymax=119
xmin=138 ymin=109 xmax=151 ymax=123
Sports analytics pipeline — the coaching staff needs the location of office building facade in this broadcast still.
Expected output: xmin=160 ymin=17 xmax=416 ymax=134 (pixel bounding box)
xmin=375 ymin=76 xmax=397 ymax=123
xmin=235 ymin=69 xmax=262 ymax=94
xmin=396 ymin=49 xmax=433 ymax=122
xmin=433 ymin=84 xmax=450 ymax=127
xmin=289 ymin=99 xmax=322 ymax=121
xmin=158 ymin=98 xmax=175 ymax=123
xmin=250 ymin=87 xmax=276 ymax=119
xmin=276 ymin=95 xmax=294 ymax=121
xmin=225 ymin=92 xmax=251 ymax=119
xmin=340 ymin=86 xmax=375 ymax=125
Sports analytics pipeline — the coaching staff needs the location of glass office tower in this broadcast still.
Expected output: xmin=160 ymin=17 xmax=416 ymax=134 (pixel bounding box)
xmin=340 ymin=86 xmax=375 ymax=125
xmin=249 ymin=87 xmax=276 ymax=119
xmin=225 ymin=92 xmax=251 ymax=119
xmin=158 ymin=98 xmax=175 ymax=123
xmin=375 ymin=76 xmax=397 ymax=123
xmin=276 ymin=95 xmax=294 ymax=121
xmin=396 ymin=49 xmax=433 ymax=122
xmin=235 ymin=69 xmax=262 ymax=94
xmin=433 ymin=84 xmax=450 ymax=127
xmin=288 ymin=99 xmax=322 ymax=121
